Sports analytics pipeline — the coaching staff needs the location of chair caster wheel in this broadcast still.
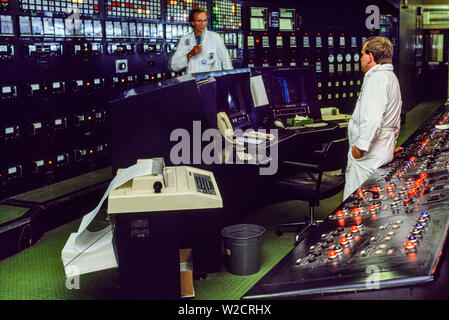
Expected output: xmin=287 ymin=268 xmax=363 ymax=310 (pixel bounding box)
xmin=276 ymin=230 xmax=283 ymax=236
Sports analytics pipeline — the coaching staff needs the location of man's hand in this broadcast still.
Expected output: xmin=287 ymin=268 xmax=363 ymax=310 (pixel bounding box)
xmin=351 ymin=145 xmax=365 ymax=159
xmin=394 ymin=147 xmax=404 ymax=159
xmin=187 ymin=45 xmax=203 ymax=60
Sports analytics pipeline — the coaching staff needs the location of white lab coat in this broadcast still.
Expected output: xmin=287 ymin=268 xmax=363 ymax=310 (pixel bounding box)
xmin=343 ymin=64 xmax=402 ymax=199
xmin=170 ymin=29 xmax=233 ymax=74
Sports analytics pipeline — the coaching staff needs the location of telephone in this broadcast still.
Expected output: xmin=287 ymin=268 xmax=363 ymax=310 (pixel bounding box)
xmin=217 ymin=112 xmax=234 ymax=139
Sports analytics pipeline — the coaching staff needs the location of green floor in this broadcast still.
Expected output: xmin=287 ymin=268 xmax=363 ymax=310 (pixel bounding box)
xmin=0 ymin=99 xmax=444 ymax=300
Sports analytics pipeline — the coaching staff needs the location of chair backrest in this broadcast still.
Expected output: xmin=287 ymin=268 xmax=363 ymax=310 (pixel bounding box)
xmin=320 ymin=137 xmax=349 ymax=172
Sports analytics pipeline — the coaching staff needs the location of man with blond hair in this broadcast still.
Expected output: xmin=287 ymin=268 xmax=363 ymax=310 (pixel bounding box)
xmin=344 ymin=36 xmax=403 ymax=199
xmin=170 ymin=7 xmax=233 ymax=74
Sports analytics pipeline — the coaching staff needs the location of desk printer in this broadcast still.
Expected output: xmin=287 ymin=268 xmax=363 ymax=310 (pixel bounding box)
xmin=108 ymin=159 xmax=223 ymax=299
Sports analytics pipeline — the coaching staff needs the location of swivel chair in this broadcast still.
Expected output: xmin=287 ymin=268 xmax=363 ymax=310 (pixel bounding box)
xmin=275 ymin=137 xmax=349 ymax=245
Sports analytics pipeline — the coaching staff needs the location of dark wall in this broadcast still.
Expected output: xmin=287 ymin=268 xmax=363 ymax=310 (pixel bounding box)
xmin=399 ymin=0 xmax=425 ymax=113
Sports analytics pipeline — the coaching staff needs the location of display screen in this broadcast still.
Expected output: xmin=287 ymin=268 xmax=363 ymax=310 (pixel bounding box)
xmin=250 ymin=7 xmax=266 ymax=17
xmin=226 ymin=88 xmax=241 ymax=114
xmin=279 ymin=18 xmax=293 ymax=31
xmin=0 ymin=15 xmax=14 ymax=35
xmin=250 ymin=17 xmax=266 ymax=31
xmin=272 ymin=76 xmax=300 ymax=106
xmin=268 ymin=70 xmax=312 ymax=110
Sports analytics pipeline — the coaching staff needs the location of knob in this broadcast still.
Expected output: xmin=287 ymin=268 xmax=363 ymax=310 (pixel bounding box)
xmin=404 ymin=241 xmax=417 ymax=252
xmin=352 ymin=208 xmax=362 ymax=224
xmin=339 ymin=237 xmax=349 ymax=247
xmin=153 ymin=181 xmax=163 ymax=193
xmin=328 ymin=250 xmax=338 ymax=260
xmin=336 ymin=210 xmax=345 ymax=227
xmin=350 ymin=225 xmax=359 ymax=234
xmin=369 ymin=205 xmax=378 ymax=219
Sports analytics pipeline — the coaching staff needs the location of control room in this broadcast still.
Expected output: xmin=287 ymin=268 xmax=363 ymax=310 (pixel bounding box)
xmin=1 ymin=0 xmax=449 ymax=303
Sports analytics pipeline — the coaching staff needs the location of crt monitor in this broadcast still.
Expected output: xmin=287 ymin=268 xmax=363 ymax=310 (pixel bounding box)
xmin=109 ymin=76 xmax=207 ymax=171
xmin=214 ymin=72 xmax=254 ymax=131
xmin=251 ymin=67 xmax=320 ymax=120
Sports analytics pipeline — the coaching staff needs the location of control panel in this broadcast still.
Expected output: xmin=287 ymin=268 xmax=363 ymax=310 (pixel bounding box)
xmin=0 ymin=0 xmax=244 ymax=199
xmin=243 ymin=106 xmax=449 ymax=299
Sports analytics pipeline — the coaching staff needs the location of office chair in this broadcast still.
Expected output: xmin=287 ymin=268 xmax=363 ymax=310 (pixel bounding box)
xmin=274 ymin=137 xmax=349 ymax=245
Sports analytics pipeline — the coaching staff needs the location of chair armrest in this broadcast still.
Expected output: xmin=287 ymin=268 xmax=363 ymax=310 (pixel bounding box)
xmin=282 ymin=161 xmax=321 ymax=172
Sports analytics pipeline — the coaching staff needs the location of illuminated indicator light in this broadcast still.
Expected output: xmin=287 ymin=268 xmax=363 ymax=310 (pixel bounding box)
xmin=408 ymin=189 xmax=417 ymax=197
xmin=89 ymin=149 xmax=94 ymax=154
xmin=88 ymin=116 xmax=92 ymax=120
xmin=339 ymin=237 xmax=349 ymax=246
xmin=336 ymin=210 xmax=345 ymax=226
xmin=328 ymin=250 xmax=338 ymax=260
xmin=48 ymin=161 xmax=52 ymax=165
xmin=404 ymin=241 xmax=416 ymax=250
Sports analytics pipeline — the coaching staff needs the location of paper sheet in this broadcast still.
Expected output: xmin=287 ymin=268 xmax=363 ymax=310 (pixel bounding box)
xmin=62 ymin=159 xmax=163 ymax=276
xmin=250 ymin=75 xmax=269 ymax=108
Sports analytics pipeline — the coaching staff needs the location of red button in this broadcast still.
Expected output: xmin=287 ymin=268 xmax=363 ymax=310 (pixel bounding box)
xmin=328 ymin=250 xmax=338 ymax=260
xmin=405 ymin=241 xmax=416 ymax=250
xmin=350 ymin=226 xmax=359 ymax=233
xmin=340 ymin=237 xmax=349 ymax=245
xmin=419 ymin=172 xmax=427 ymax=180
xmin=408 ymin=189 xmax=417 ymax=197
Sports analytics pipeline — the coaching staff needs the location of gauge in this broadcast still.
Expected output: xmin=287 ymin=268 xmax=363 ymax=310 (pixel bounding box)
xmin=328 ymin=54 xmax=335 ymax=63
xmin=354 ymin=53 xmax=360 ymax=62
xmin=345 ymin=53 xmax=352 ymax=62
xmin=337 ymin=54 xmax=343 ymax=63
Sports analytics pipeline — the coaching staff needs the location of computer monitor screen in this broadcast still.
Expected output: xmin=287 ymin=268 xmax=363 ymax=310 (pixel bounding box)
xmin=215 ymin=73 xmax=252 ymax=130
xmin=226 ymin=85 xmax=241 ymax=114
xmin=272 ymin=75 xmax=300 ymax=106
xmin=251 ymin=67 xmax=319 ymax=119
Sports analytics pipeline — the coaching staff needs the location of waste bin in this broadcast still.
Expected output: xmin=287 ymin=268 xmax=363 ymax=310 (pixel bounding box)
xmin=221 ymin=224 xmax=266 ymax=275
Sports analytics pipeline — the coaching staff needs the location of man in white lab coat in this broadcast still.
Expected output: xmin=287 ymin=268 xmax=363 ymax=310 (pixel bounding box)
xmin=343 ymin=36 xmax=403 ymax=200
xmin=170 ymin=7 xmax=233 ymax=74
